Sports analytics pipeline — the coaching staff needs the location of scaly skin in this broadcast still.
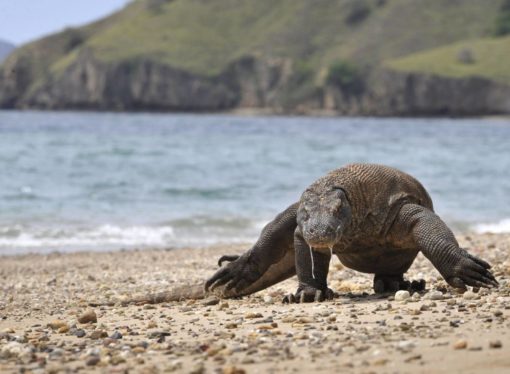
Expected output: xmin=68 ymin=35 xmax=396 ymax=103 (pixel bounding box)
xmin=93 ymin=163 xmax=497 ymax=306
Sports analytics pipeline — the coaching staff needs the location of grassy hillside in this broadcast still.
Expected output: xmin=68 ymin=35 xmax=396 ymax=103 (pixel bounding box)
xmin=86 ymin=0 xmax=502 ymax=75
xmin=19 ymin=0 xmax=502 ymax=79
xmin=386 ymin=36 xmax=510 ymax=84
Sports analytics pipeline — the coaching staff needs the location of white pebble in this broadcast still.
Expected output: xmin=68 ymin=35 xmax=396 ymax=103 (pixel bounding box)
xmin=427 ymin=291 xmax=443 ymax=300
xmin=463 ymin=290 xmax=478 ymax=300
xmin=395 ymin=290 xmax=410 ymax=301
xmin=411 ymin=292 xmax=421 ymax=301
xmin=396 ymin=340 xmax=416 ymax=350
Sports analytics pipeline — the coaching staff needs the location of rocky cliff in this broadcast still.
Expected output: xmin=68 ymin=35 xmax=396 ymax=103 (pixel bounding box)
xmin=2 ymin=48 xmax=510 ymax=116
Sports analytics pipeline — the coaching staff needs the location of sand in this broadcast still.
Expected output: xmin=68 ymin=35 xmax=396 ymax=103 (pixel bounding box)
xmin=1 ymin=233 xmax=509 ymax=373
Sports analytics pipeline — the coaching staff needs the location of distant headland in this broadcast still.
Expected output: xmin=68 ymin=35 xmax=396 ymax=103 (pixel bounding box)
xmin=1 ymin=0 xmax=510 ymax=116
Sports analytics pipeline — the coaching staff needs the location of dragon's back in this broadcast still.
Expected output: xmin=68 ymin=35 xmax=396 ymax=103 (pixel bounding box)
xmin=310 ymin=163 xmax=433 ymax=233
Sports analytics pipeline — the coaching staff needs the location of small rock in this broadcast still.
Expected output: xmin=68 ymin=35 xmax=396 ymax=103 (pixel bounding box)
xmin=132 ymin=346 xmax=146 ymax=354
xmin=47 ymin=320 xmax=67 ymax=330
xmin=223 ymin=366 xmax=246 ymax=374
xmin=49 ymin=348 xmax=65 ymax=361
xmin=103 ymin=338 xmax=117 ymax=346
xmin=89 ymin=330 xmax=108 ymax=340
xmin=78 ymin=310 xmax=97 ymax=324
xmin=489 ymin=340 xmax=502 ymax=349
xmin=19 ymin=348 xmax=35 ymax=364
xmin=411 ymin=293 xmax=421 ymax=302
xmin=75 ymin=329 xmax=86 ymax=338
xmin=428 ymin=291 xmax=443 ymax=300
xmin=372 ymin=358 xmax=389 ymax=366
xmin=110 ymin=331 xmax=123 ymax=339
xmin=147 ymin=321 xmax=158 ymax=329
xmin=462 ymin=291 xmax=477 ymax=300
xmin=86 ymin=355 xmax=100 ymax=366
xmin=1 ymin=341 xmax=24 ymax=358
xmin=201 ymin=297 xmax=220 ymax=306
xmin=219 ymin=302 xmax=229 ymax=310
xmin=57 ymin=325 xmax=70 ymax=334
xmin=110 ymin=355 xmax=126 ymax=365
xmin=396 ymin=340 xmax=415 ymax=351
xmin=404 ymin=354 xmax=422 ymax=363
xmin=244 ymin=312 xmax=263 ymax=319
xmin=395 ymin=290 xmax=410 ymax=301
xmin=453 ymin=340 xmax=467 ymax=350
xmin=148 ymin=330 xmax=171 ymax=339
xmin=263 ymin=295 xmax=273 ymax=304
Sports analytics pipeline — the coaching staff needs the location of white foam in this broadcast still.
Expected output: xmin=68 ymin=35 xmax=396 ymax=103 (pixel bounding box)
xmin=0 ymin=222 xmax=259 ymax=254
xmin=474 ymin=218 xmax=510 ymax=234
xmin=0 ymin=224 xmax=175 ymax=249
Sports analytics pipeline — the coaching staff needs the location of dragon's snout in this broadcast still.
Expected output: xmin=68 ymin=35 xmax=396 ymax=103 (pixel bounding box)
xmin=302 ymin=218 xmax=341 ymax=248
xmin=298 ymin=187 xmax=352 ymax=248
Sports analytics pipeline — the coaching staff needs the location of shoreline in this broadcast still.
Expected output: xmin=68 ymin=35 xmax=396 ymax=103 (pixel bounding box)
xmin=2 ymin=107 xmax=510 ymax=121
xmin=1 ymin=233 xmax=509 ymax=373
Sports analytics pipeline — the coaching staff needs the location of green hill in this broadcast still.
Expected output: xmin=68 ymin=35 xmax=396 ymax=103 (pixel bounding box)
xmin=387 ymin=36 xmax=510 ymax=84
xmin=80 ymin=0 xmax=501 ymax=76
xmin=1 ymin=0 xmax=510 ymax=115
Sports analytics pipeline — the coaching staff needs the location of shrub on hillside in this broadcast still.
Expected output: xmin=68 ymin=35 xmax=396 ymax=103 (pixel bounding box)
xmin=326 ymin=60 xmax=364 ymax=95
xmin=493 ymin=0 xmax=510 ymax=36
xmin=345 ymin=0 xmax=371 ymax=25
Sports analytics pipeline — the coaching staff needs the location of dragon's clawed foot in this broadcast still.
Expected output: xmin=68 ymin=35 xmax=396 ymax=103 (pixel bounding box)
xmin=282 ymin=286 xmax=337 ymax=303
xmin=205 ymin=253 xmax=261 ymax=296
xmin=445 ymin=249 xmax=498 ymax=291
xmin=217 ymin=254 xmax=240 ymax=267
xmin=373 ymin=275 xmax=426 ymax=294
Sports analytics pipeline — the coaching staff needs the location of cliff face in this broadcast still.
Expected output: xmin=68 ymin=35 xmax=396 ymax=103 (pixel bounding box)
xmin=0 ymin=51 xmax=294 ymax=112
xmin=2 ymin=49 xmax=509 ymax=116
xmin=323 ymin=70 xmax=510 ymax=116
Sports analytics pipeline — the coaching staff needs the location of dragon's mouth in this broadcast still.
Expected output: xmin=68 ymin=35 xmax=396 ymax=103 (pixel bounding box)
xmin=303 ymin=235 xmax=338 ymax=249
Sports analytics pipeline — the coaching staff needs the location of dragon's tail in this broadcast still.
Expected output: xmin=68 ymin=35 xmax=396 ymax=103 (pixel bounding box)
xmin=88 ymin=283 xmax=206 ymax=307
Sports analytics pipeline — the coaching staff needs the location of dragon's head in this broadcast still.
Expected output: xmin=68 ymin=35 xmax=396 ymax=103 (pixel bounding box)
xmin=297 ymin=186 xmax=352 ymax=248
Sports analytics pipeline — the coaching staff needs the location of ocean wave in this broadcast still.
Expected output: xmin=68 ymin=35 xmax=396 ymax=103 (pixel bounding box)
xmin=0 ymin=224 xmax=175 ymax=250
xmin=473 ymin=218 xmax=510 ymax=234
xmin=0 ymin=221 xmax=259 ymax=254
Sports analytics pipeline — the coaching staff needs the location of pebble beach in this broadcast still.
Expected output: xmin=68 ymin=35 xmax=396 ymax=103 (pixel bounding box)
xmin=1 ymin=233 xmax=509 ymax=373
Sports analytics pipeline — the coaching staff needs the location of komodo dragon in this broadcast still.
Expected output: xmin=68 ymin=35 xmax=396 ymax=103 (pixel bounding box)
xmin=92 ymin=163 xmax=497 ymax=306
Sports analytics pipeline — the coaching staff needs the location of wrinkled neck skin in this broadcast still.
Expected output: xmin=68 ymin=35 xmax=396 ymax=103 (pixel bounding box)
xmin=297 ymin=187 xmax=353 ymax=254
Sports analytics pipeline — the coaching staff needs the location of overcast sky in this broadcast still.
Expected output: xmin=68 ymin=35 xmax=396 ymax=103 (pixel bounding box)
xmin=0 ymin=0 xmax=131 ymax=45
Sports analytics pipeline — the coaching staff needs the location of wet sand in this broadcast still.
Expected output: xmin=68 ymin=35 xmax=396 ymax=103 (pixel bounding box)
xmin=1 ymin=233 xmax=509 ymax=373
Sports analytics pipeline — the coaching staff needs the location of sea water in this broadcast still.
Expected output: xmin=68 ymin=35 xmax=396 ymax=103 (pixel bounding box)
xmin=0 ymin=111 xmax=509 ymax=254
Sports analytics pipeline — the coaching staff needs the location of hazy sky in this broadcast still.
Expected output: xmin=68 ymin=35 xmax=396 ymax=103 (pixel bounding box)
xmin=0 ymin=0 xmax=131 ymax=45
